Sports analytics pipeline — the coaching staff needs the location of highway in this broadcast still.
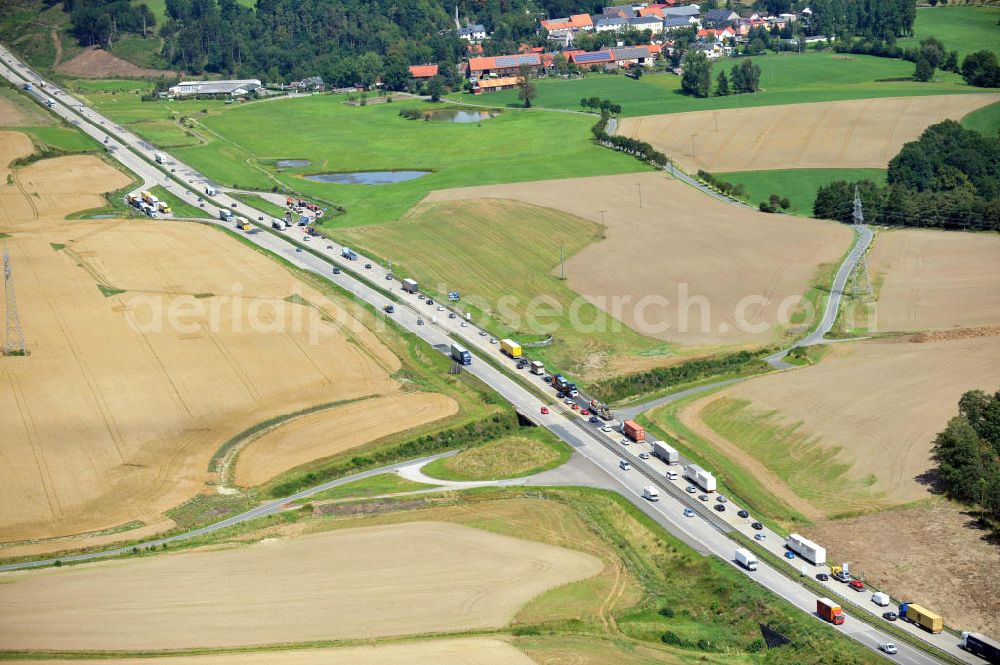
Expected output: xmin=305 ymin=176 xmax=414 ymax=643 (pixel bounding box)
xmin=0 ymin=45 xmax=982 ymax=665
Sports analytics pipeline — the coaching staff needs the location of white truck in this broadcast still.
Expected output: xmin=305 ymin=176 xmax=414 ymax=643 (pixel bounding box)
xmin=642 ymin=486 xmax=659 ymax=502
xmin=871 ymin=592 xmax=890 ymax=607
xmin=785 ymin=533 xmax=826 ymax=565
xmin=154 ymin=153 xmax=165 ymax=164
xmin=735 ymin=548 xmax=758 ymax=571
xmin=271 ymin=218 xmax=288 ymax=230
xmin=205 ymin=185 xmax=218 ymax=196
xmin=530 ymin=360 xmax=545 ymax=375
xmin=652 ymin=440 xmax=679 ymax=465
xmin=684 ymin=464 xmax=716 ymax=492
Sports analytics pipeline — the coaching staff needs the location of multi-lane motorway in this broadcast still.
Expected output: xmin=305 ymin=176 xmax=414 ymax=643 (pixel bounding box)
xmin=0 ymin=45 xmax=983 ymax=665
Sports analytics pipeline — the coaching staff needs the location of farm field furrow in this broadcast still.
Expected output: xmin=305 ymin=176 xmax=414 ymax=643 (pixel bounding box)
xmin=0 ymin=521 xmax=603 ymax=650
xmin=619 ymin=94 xmax=1000 ymax=173
xmin=425 ymin=172 xmax=853 ymax=350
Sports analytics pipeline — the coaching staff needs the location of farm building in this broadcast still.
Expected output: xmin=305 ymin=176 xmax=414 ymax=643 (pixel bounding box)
xmin=468 ymin=54 xmax=543 ymax=79
xmin=168 ymin=79 xmax=263 ymax=98
xmin=570 ymin=46 xmax=655 ymax=69
xmin=458 ymin=24 xmax=487 ymax=41
xmin=408 ymin=64 xmax=439 ymax=81
xmin=540 ymin=13 xmax=593 ymax=34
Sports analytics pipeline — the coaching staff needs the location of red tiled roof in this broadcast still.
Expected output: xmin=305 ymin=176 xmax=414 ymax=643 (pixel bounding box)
xmin=638 ymin=6 xmax=664 ymax=17
xmin=540 ymin=13 xmax=593 ymax=31
xmin=468 ymin=54 xmax=542 ymax=72
xmin=408 ymin=64 xmax=439 ymax=78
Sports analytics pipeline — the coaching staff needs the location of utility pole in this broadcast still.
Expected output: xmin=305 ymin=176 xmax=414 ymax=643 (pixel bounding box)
xmin=636 ymin=183 xmax=643 ymax=209
xmin=3 ymin=244 xmax=27 ymax=357
xmin=714 ymin=111 xmax=719 ymax=132
xmin=599 ymin=209 xmax=607 ymax=226
xmin=690 ymin=133 xmax=696 ymax=158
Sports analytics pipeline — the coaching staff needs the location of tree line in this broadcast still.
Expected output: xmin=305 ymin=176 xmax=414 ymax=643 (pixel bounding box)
xmin=62 ymin=0 xmax=156 ymax=47
xmin=681 ymin=53 xmax=762 ymax=99
xmin=814 ymin=120 xmax=1000 ymax=231
xmin=932 ymin=390 xmax=1000 ymax=534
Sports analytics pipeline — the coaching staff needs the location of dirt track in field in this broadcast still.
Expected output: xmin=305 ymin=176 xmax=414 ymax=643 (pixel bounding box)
xmin=0 ymin=522 xmax=603 ymax=650
xmin=870 ymin=228 xmax=1000 ymax=333
xmin=0 ymin=639 xmax=537 ymax=665
xmin=688 ymin=334 xmax=1000 ymax=513
xmin=234 ymin=392 xmax=459 ymax=487
xmin=426 ymin=172 xmax=853 ymax=347
xmin=618 ymin=94 xmax=1000 ymax=172
xmin=0 ymin=131 xmax=452 ymax=554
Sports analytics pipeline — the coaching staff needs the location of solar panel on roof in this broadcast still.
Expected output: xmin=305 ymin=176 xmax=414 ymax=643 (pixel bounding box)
xmin=574 ymin=51 xmax=612 ymax=63
xmin=614 ymin=47 xmax=649 ymax=59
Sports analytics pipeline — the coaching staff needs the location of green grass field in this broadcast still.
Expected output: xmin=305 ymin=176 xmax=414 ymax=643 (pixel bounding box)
xmin=716 ymin=168 xmax=887 ymax=216
xmin=340 ymin=198 xmax=667 ymax=376
xmin=454 ymin=52 xmax=985 ymax=118
xmin=421 ymin=429 xmax=570 ymax=481
xmin=899 ymin=5 xmax=1000 ymax=59
xmin=149 ymin=185 xmax=204 ymax=218
xmin=962 ymin=100 xmax=1000 ymax=138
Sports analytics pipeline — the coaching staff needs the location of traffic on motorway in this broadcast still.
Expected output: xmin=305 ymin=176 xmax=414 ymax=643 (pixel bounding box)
xmin=0 ymin=46 xmax=988 ymax=665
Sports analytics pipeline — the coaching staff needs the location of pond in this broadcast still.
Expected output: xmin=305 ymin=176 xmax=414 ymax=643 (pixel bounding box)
xmin=426 ymin=109 xmax=498 ymax=123
xmin=276 ymin=159 xmax=311 ymax=168
xmin=303 ymin=171 xmax=431 ymax=185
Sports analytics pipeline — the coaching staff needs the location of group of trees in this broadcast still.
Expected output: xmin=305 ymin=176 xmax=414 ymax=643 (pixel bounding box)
xmin=591 ymin=114 xmax=670 ymax=168
xmin=808 ymin=0 xmax=916 ymax=42
xmin=932 ymin=390 xmax=1000 ymax=533
xmin=962 ymin=50 xmax=1000 ymax=89
xmin=62 ymin=0 xmax=156 ymax=47
xmin=682 ymin=53 xmax=761 ymax=99
xmin=579 ymin=97 xmax=622 ymax=114
xmin=814 ymin=120 xmax=1000 ymax=231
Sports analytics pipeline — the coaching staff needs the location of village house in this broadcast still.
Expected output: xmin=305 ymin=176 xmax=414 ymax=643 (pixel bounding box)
xmin=458 ymin=24 xmax=487 ymax=42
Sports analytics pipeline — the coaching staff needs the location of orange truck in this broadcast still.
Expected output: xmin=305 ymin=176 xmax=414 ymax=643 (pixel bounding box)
xmin=623 ymin=420 xmax=645 ymax=442
xmin=817 ymin=598 xmax=845 ymax=625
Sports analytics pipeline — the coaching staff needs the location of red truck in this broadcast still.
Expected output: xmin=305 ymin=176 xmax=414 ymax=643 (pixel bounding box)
xmin=817 ymin=598 xmax=845 ymax=625
xmin=623 ymin=420 xmax=645 ymax=442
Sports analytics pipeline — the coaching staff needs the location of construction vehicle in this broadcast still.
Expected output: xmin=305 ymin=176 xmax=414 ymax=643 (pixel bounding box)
xmin=552 ymin=374 xmax=578 ymax=397
xmin=623 ymin=420 xmax=645 ymax=442
xmin=961 ymin=632 xmax=1000 ymax=663
xmin=785 ymin=534 xmax=826 ymax=566
xmin=899 ymin=603 xmax=942 ymax=634
xmin=500 ymin=338 xmax=522 ymax=358
xmin=735 ymin=548 xmax=758 ymax=571
xmin=817 ymin=598 xmax=845 ymax=625
xmin=652 ymin=440 xmax=679 ymax=464
xmin=450 ymin=343 xmax=472 ymax=366
xmin=684 ymin=464 xmax=716 ymax=492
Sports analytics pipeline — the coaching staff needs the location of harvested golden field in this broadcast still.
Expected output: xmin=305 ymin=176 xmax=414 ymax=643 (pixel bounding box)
xmin=807 ymin=500 xmax=1000 ymax=638
xmin=0 ymin=522 xmax=603 ymax=650
xmin=426 ymin=172 xmax=852 ymax=347
xmin=870 ymin=228 xmax=1000 ymax=333
xmin=686 ymin=334 xmax=1000 ymax=516
xmin=234 ymin=392 xmax=458 ymax=487
xmin=0 ymin=132 xmax=454 ymax=553
xmin=0 ymin=638 xmax=537 ymax=665
xmin=618 ymin=94 xmax=1000 ymax=172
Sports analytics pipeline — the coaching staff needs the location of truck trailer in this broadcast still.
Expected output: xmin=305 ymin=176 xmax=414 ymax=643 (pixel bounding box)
xmin=817 ymin=598 xmax=844 ymax=625
xmin=684 ymin=464 xmax=716 ymax=492
xmin=622 ymin=420 xmax=645 ymax=442
xmin=552 ymin=375 xmax=578 ymax=397
xmin=154 ymin=153 xmax=164 ymax=164
xmin=500 ymin=339 xmax=522 ymax=358
xmin=205 ymin=185 xmax=218 ymax=196
xmin=401 ymin=278 xmax=418 ymax=293
xmin=785 ymin=533 xmax=826 ymax=566
xmin=341 ymin=247 xmax=358 ymax=260
xmin=450 ymin=343 xmax=472 ymax=366
xmin=651 ymin=440 xmax=679 ymax=464
xmin=961 ymin=632 xmax=1000 ymax=664
xmin=219 ymin=209 xmax=233 ymax=222
xmin=272 ymin=218 xmax=287 ymax=230
xmin=735 ymin=548 xmax=758 ymax=571
xmin=530 ymin=360 xmax=545 ymax=375
xmin=899 ymin=603 xmax=942 ymax=634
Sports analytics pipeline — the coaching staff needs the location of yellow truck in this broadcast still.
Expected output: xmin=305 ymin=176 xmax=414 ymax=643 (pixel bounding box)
xmin=900 ymin=603 xmax=943 ymax=634
xmin=236 ymin=217 xmax=251 ymax=232
xmin=500 ymin=338 xmax=522 ymax=358
xmin=156 ymin=201 xmax=172 ymax=214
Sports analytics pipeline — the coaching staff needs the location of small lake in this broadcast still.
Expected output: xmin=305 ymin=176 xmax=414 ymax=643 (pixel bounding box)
xmin=276 ymin=159 xmax=311 ymax=168
xmin=303 ymin=171 xmax=430 ymax=185
xmin=426 ymin=109 xmax=497 ymax=123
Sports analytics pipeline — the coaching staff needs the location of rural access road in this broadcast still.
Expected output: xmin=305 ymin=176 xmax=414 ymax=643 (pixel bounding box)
xmin=0 ymin=50 xmax=972 ymax=665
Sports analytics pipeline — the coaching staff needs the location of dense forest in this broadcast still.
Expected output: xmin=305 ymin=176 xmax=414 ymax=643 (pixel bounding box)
xmin=814 ymin=121 xmax=1000 ymax=231
xmin=933 ymin=390 xmax=1000 ymax=535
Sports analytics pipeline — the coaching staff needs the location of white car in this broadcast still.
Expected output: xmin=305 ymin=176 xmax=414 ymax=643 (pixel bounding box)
xmin=618 ymin=438 xmax=630 ymax=446
xmin=489 ymin=337 xmax=498 ymax=344
xmin=619 ymin=460 xmax=631 ymax=471
xmin=683 ymin=508 xmax=695 ymax=517
xmin=639 ymin=452 xmax=650 ymax=460
xmin=437 ymin=306 xmax=444 ymax=311
xmin=685 ymin=486 xmax=697 ymax=493
xmin=754 ymin=533 xmax=767 ymax=541
xmin=601 ymin=425 xmax=612 ymax=433
xmin=460 ymin=322 xmax=468 ymax=327
xmin=878 ymin=643 xmax=897 ymax=655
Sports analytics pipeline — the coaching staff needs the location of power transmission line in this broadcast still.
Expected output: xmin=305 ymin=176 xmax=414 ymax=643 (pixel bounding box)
xmin=3 ymin=244 xmax=27 ymax=357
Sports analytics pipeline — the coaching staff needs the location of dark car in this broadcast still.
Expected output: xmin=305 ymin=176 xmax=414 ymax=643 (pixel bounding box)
xmin=332 ymin=267 xmax=341 ymax=274
xmin=816 ymin=573 xmax=830 ymax=581
xmin=230 ymin=202 xmax=237 ymax=208
xmin=883 ymin=612 xmax=898 ymax=622
xmin=364 ymin=263 xmax=372 ymax=269
xmin=737 ymin=509 xmax=749 ymax=518
xmin=751 ymin=522 xmax=763 ymax=530
xmin=589 ymin=416 xmax=600 ymax=424
xmin=713 ymin=504 xmax=725 ymax=512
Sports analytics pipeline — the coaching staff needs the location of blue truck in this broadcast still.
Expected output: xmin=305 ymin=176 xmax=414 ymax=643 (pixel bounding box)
xmin=450 ymin=343 xmax=472 ymax=366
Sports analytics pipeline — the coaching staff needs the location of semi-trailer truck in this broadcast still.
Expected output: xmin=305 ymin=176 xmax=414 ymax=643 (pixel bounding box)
xmin=817 ymin=598 xmax=845 ymax=625
xmin=219 ymin=209 xmax=233 ymax=222
xmin=734 ymin=548 xmax=758 ymax=571
xmin=623 ymin=420 xmax=645 ymax=442
xmin=271 ymin=218 xmax=288 ymax=230
xmin=500 ymin=339 xmax=522 ymax=358
xmin=450 ymin=343 xmax=472 ymax=366
xmin=341 ymin=247 xmax=357 ymax=260
xmin=205 ymin=185 xmax=217 ymax=196
xmin=651 ymin=440 xmax=679 ymax=464
xmin=785 ymin=533 xmax=826 ymax=566
xmin=899 ymin=603 xmax=943 ymax=634
xmin=154 ymin=153 xmax=164 ymax=164
xmin=402 ymin=278 xmax=419 ymax=293
xmin=530 ymin=360 xmax=545 ymax=375
xmin=684 ymin=464 xmax=716 ymax=492
xmin=961 ymin=632 xmax=1000 ymax=663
